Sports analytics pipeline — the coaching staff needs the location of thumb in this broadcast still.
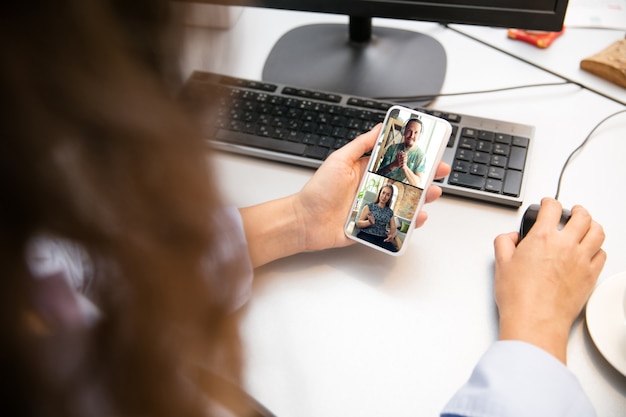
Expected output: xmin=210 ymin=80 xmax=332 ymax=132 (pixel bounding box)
xmin=494 ymin=232 xmax=518 ymax=264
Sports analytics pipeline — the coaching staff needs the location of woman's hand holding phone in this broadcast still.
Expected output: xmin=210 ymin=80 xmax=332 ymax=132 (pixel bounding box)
xmin=241 ymin=117 xmax=450 ymax=266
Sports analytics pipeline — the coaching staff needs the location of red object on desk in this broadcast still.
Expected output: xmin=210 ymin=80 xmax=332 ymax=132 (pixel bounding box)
xmin=507 ymin=28 xmax=565 ymax=48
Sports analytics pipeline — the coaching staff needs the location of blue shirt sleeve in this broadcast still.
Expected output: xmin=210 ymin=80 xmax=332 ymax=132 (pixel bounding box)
xmin=26 ymin=206 xmax=255 ymax=329
xmin=440 ymin=340 xmax=596 ymax=417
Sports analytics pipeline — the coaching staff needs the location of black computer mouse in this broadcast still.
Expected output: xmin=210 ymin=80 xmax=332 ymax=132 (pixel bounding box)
xmin=519 ymin=203 xmax=572 ymax=241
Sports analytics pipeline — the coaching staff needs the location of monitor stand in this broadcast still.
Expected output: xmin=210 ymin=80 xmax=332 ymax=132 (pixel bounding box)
xmin=262 ymin=16 xmax=446 ymax=105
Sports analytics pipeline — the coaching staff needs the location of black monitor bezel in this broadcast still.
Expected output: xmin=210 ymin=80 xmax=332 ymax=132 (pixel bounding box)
xmin=199 ymin=0 xmax=569 ymax=31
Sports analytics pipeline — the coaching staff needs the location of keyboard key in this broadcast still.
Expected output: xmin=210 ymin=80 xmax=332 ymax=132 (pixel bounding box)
xmin=508 ymin=146 xmax=527 ymax=171
xmin=456 ymin=149 xmax=472 ymax=161
xmin=495 ymin=133 xmax=512 ymax=144
xmin=461 ymin=127 xmax=477 ymax=138
xmin=470 ymin=164 xmax=488 ymax=176
xmin=459 ymin=138 xmax=476 ymax=150
xmin=503 ymin=170 xmax=523 ymax=196
xmin=448 ymin=172 xmax=486 ymax=190
xmin=490 ymin=155 xmax=507 ymax=167
xmin=493 ymin=143 xmax=510 ymax=156
xmin=216 ymin=130 xmax=306 ymax=156
xmin=305 ymin=145 xmax=329 ymax=160
xmin=476 ymin=141 xmax=492 ymax=152
xmin=486 ymin=179 xmax=503 ymax=193
xmin=453 ymin=160 xmax=470 ymax=173
xmin=488 ymin=166 xmax=505 ymax=180
xmin=318 ymin=136 xmax=335 ymax=148
xmin=512 ymin=136 xmax=529 ymax=147
xmin=473 ymin=152 xmax=491 ymax=164
xmin=478 ymin=130 xmax=495 ymax=141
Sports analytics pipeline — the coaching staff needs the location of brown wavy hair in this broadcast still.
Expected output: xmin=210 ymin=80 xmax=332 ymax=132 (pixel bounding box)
xmin=0 ymin=1 xmax=247 ymax=416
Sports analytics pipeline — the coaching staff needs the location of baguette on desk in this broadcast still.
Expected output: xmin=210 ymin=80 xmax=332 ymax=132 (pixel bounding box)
xmin=580 ymin=39 xmax=626 ymax=89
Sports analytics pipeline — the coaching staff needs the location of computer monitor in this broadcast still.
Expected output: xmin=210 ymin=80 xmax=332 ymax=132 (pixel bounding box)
xmin=186 ymin=1 xmax=569 ymax=101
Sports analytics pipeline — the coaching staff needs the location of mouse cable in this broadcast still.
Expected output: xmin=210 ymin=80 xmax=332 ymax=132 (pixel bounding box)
xmin=375 ymin=81 xmax=577 ymax=103
xmin=554 ymin=108 xmax=626 ymax=200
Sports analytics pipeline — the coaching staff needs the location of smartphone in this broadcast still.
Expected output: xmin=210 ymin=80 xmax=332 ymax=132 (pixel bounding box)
xmin=344 ymin=105 xmax=451 ymax=256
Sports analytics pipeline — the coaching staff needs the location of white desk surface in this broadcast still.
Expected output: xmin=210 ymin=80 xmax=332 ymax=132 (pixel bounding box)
xmin=180 ymin=7 xmax=626 ymax=417
xmin=450 ymin=24 xmax=626 ymax=106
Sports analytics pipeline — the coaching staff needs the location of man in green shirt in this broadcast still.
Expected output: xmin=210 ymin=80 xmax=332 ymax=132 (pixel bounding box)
xmin=376 ymin=118 xmax=426 ymax=187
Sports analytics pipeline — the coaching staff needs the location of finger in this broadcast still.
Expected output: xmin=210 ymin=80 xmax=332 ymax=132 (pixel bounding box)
xmin=582 ymin=242 xmax=607 ymax=294
xmin=561 ymin=204 xmax=593 ymax=242
xmin=533 ymin=197 xmax=564 ymax=231
xmin=590 ymin=248 xmax=607 ymax=277
xmin=434 ymin=162 xmax=451 ymax=179
xmin=424 ymin=184 xmax=443 ymax=204
xmin=579 ymin=219 xmax=606 ymax=256
xmin=493 ymin=232 xmax=518 ymax=263
xmin=414 ymin=211 xmax=428 ymax=228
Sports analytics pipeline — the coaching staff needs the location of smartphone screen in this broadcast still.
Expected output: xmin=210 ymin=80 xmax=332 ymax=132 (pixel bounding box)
xmin=344 ymin=106 xmax=451 ymax=255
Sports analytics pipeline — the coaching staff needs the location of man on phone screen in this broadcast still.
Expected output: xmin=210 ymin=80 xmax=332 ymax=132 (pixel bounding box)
xmin=376 ymin=118 xmax=425 ymax=187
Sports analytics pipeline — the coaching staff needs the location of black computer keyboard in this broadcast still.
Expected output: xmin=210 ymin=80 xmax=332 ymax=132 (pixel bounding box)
xmin=180 ymin=70 xmax=533 ymax=207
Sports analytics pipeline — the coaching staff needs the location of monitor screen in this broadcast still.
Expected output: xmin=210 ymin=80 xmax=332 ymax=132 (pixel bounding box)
xmin=183 ymin=0 xmax=569 ymax=101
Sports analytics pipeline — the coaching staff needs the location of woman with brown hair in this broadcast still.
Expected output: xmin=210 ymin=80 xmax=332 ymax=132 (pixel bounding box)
xmin=0 ymin=1 xmax=444 ymax=415
xmin=355 ymin=184 xmax=399 ymax=252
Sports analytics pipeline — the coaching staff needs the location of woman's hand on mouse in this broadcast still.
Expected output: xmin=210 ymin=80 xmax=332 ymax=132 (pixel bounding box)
xmin=493 ymin=197 xmax=606 ymax=363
